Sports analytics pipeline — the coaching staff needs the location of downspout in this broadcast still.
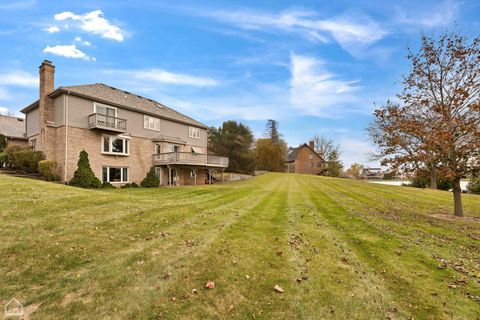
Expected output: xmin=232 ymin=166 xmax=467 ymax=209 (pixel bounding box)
xmin=64 ymin=92 xmax=69 ymax=183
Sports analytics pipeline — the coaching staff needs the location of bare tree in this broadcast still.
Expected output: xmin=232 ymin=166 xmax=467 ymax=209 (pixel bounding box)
xmin=370 ymin=32 xmax=480 ymax=217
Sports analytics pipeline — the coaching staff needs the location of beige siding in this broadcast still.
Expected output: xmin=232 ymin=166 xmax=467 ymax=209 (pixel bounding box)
xmin=66 ymin=95 xmax=207 ymax=148
xmin=26 ymin=108 xmax=39 ymax=137
xmin=53 ymin=95 xmax=65 ymax=126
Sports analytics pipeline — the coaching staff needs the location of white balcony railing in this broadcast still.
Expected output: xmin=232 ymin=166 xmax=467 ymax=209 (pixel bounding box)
xmin=88 ymin=113 xmax=127 ymax=132
xmin=153 ymin=152 xmax=229 ymax=168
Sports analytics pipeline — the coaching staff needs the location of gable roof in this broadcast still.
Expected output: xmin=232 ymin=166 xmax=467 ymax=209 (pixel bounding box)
xmin=286 ymin=143 xmax=322 ymax=162
xmin=21 ymin=83 xmax=207 ymax=129
xmin=0 ymin=114 xmax=26 ymax=139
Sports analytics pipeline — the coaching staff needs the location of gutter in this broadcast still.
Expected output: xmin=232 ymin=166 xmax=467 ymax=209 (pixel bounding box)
xmin=64 ymin=93 xmax=69 ymax=183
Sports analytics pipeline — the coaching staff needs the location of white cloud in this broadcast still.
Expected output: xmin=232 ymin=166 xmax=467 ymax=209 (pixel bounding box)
xmin=289 ymin=53 xmax=360 ymax=116
xmin=394 ymin=0 xmax=460 ymax=28
xmin=204 ymin=8 xmax=386 ymax=55
xmin=339 ymin=136 xmax=378 ymax=168
xmin=43 ymin=45 xmax=93 ymax=61
xmin=43 ymin=26 xmax=60 ymax=33
xmin=54 ymin=9 xmax=125 ymax=42
xmin=0 ymin=71 xmax=38 ymax=87
xmin=75 ymin=36 xmax=91 ymax=46
xmin=110 ymin=69 xmax=219 ymax=87
xmin=0 ymin=106 xmax=9 ymax=114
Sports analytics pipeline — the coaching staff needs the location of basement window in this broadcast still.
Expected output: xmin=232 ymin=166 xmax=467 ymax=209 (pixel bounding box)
xmin=102 ymin=167 xmax=129 ymax=183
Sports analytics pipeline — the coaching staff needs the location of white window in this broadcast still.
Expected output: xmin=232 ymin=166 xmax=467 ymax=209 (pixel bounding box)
xmin=30 ymin=138 xmax=36 ymax=150
xmin=154 ymin=143 xmax=162 ymax=154
xmin=144 ymin=115 xmax=160 ymax=131
xmin=102 ymin=167 xmax=128 ymax=183
xmin=102 ymin=135 xmax=130 ymax=156
xmin=189 ymin=126 xmax=200 ymax=139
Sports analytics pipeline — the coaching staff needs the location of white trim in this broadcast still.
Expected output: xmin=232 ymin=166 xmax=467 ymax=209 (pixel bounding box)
xmin=188 ymin=126 xmax=200 ymax=139
xmin=143 ymin=115 xmax=161 ymax=131
xmin=155 ymin=167 xmax=163 ymax=186
xmin=102 ymin=166 xmax=129 ymax=183
xmin=101 ymin=134 xmax=130 ymax=156
xmin=94 ymin=102 xmax=117 ymax=117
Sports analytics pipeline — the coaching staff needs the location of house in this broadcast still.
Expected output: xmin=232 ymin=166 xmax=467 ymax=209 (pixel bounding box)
xmin=0 ymin=114 xmax=28 ymax=147
xmin=20 ymin=60 xmax=228 ymax=186
xmin=361 ymin=167 xmax=384 ymax=180
xmin=285 ymin=141 xmax=324 ymax=175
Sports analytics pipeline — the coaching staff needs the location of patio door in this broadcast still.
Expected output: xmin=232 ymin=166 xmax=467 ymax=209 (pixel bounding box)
xmin=169 ymin=168 xmax=179 ymax=186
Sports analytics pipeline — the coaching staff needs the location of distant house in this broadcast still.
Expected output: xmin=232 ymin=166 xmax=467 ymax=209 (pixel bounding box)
xmin=0 ymin=114 xmax=28 ymax=147
xmin=361 ymin=167 xmax=384 ymax=180
xmin=285 ymin=141 xmax=325 ymax=175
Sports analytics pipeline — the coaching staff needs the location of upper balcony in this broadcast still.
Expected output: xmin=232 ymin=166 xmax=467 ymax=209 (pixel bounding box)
xmin=88 ymin=113 xmax=127 ymax=133
xmin=153 ymin=152 xmax=229 ymax=168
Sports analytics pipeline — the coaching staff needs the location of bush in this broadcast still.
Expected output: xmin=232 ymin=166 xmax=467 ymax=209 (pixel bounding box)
xmin=140 ymin=167 xmax=160 ymax=188
xmin=10 ymin=149 xmax=45 ymax=173
xmin=39 ymin=160 xmax=59 ymax=181
xmin=0 ymin=151 xmax=6 ymax=167
xmin=0 ymin=134 xmax=6 ymax=152
xmin=101 ymin=181 xmax=115 ymax=189
xmin=467 ymin=173 xmax=480 ymax=194
xmin=69 ymin=150 xmax=102 ymax=188
xmin=122 ymin=182 xmax=139 ymax=188
xmin=407 ymin=175 xmax=428 ymax=188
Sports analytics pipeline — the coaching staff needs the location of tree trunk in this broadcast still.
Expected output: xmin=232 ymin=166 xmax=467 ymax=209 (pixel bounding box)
xmin=430 ymin=170 xmax=437 ymax=189
xmin=452 ymin=178 xmax=463 ymax=217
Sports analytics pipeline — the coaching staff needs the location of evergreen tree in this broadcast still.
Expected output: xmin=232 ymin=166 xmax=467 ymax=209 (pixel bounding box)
xmin=266 ymin=119 xmax=280 ymax=144
xmin=208 ymin=121 xmax=255 ymax=174
xmin=140 ymin=167 xmax=160 ymax=187
xmin=325 ymin=149 xmax=344 ymax=177
xmin=69 ymin=150 xmax=102 ymax=188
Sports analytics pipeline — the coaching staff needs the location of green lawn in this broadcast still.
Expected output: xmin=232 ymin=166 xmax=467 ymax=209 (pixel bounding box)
xmin=0 ymin=173 xmax=479 ymax=319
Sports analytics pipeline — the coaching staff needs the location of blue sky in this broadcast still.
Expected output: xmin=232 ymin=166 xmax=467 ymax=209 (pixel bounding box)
xmin=0 ymin=0 xmax=478 ymax=166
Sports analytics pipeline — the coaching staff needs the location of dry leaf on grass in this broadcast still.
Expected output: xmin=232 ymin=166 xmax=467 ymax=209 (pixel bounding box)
xmin=274 ymin=285 xmax=284 ymax=293
xmin=205 ymin=281 xmax=215 ymax=289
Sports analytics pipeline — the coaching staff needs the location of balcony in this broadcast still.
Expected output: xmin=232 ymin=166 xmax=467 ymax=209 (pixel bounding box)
xmin=88 ymin=113 xmax=127 ymax=133
xmin=153 ymin=152 xmax=229 ymax=168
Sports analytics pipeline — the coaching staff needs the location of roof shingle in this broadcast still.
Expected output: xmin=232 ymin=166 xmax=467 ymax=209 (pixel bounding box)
xmin=0 ymin=115 xmax=26 ymax=139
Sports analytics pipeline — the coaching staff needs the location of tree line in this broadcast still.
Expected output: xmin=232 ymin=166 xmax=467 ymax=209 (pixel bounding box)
xmin=208 ymin=119 xmax=343 ymax=176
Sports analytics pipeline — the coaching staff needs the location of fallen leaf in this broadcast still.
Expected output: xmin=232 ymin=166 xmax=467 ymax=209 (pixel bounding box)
xmin=205 ymin=281 xmax=215 ymax=289
xmin=274 ymin=284 xmax=284 ymax=293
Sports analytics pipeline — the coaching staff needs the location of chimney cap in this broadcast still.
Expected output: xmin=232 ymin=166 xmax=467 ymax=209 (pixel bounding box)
xmin=39 ymin=60 xmax=54 ymax=68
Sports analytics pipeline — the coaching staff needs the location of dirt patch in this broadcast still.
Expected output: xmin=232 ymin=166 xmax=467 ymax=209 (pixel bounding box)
xmin=24 ymin=302 xmax=41 ymax=320
xmin=430 ymin=214 xmax=480 ymax=224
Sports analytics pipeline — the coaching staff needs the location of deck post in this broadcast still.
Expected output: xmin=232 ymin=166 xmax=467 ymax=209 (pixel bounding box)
xmin=194 ymin=169 xmax=197 ymax=186
xmin=168 ymin=166 xmax=172 ymax=188
xmin=222 ymin=169 xmax=225 ymax=183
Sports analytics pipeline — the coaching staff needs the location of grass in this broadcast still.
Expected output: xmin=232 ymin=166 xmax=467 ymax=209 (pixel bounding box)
xmin=0 ymin=172 xmax=479 ymax=319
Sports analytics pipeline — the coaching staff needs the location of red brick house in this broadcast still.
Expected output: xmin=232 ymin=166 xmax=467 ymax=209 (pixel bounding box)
xmin=285 ymin=141 xmax=325 ymax=175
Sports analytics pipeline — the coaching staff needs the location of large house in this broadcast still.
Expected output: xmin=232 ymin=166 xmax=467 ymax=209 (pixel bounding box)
xmin=0 ymin=114 xmax=28 ymax=147
xmin=20 ymin=60 xmax=228 ymax=186
xmin=285 ymin=141 xmax=324 ymax=175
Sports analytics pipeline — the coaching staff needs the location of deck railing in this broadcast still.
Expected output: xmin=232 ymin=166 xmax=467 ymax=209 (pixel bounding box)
xmin=88 ymin=113 xmax=127 ymax=132
xmin=153 ymin=152 xmax=229 ymax=168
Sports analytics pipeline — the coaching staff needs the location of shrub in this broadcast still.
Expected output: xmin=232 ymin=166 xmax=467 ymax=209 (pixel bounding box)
xmin=69 ymin=150 xmax=102 ymax=188
xmin=39 ymin=160 xmax=59 ymax=181
xmin=0 ymin=134 xmax=6 ymax=152
xmin=10 ymin=149 xmax=45 ymax=173
xmin=407 ymin=175 xmax=428 ymax=188
xmin=0 ymin=151 xmax=6 ymax=167
xmin=140 ymin=167 xmax=160 ymax=188
xmin=467 ymin=173 xmax=480 ymax=194
xmin=101 ymin=181 xmax=115 ymax=189
xmin=122 ymin=182 xmax=139 ymax=188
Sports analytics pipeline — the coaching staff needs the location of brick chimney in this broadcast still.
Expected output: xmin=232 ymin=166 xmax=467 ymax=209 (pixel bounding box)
xmin=38 ymin=60 xmax=55 ymax=151
xmin=309 ymin=140 xmax=315 ymax=150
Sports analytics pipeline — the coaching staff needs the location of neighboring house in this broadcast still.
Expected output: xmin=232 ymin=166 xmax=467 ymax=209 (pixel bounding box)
xmin=21 ymin=60 xmax=228 ymax=186
xmin=285 ymin=141 xmax=324 ymax=175
xmin=361 ymin=167 xmax=384 ymax=180
xmin=0 ymin=114 xmax=28 ymax=147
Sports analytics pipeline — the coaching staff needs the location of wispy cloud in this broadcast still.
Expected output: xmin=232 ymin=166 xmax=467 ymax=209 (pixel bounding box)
xmin=339 ymin=136 xmax=377 ymax=167
xmin=201 ymin=8 xmax=387 ymax=55
xmin=75 ymin=36 xmax=91 ymax=46
xmin=106 ymin=69 xmax=219 ymax=87
xmin=289 ymin=53 xmax=360 ymax=117
xmin=54 ymin=9 xmax=125 ymax=42
xmin=43 ymin=26 xmax=60 ymax=33
xmin=394 ymin=0 xmax=461 ymax=28
xmin=43 ymin=45 xmax=94 ymax=61
xmin=0 ymin=0 xmax=36 ymax=10
xmin=0 ymin=71 xmax=38 ymax=87
xmin=0 ymin=106 xmax=8 ymax=114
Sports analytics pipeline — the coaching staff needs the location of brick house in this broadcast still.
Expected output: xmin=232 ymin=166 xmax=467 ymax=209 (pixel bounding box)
xmin=285 ymin=141 xmax=325 ymax=175
xmin=0 ymin=114 xmax=28 ymax=147
xmin=20 ymin=60 xmax=228 ymax=186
